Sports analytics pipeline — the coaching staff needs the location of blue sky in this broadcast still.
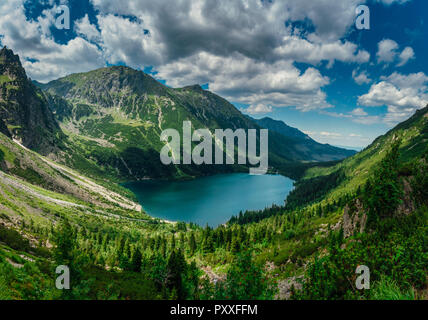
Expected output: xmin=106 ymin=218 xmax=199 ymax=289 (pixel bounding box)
xmin=0 ymin=0 xmax=427 ymax=148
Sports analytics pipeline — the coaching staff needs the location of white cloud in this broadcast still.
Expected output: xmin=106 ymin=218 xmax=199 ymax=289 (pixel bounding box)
xmin=75 ymin=14 xmax=101 ymax=43
xmin=321 ymin=107 xmax=382 ymax=125
xmin=377 ymin=39 xmax=399 ymax=63
xmin=0 ymin=0 xmax=105 ymax=82
xmin=274 ymin=36 xmax=370 ymax=67
xmin=377 ymin=0 xmax=410 ymax=4
xmin=0 ymin=0 xmax=415 ymax=117
xmin=376 ymin=39 xmax=415 ymax=67
xmin=97 ymin=14 xmax=164 ymax=68
xmin=243 ymin=104 xmax=273 ymax=115
xmin=303 ymin=130 xmax=372 ymax=148
xmin=397 ymin=47 xmax=415 ymax=67
xmin=156 ymin=52 xmax=331 ymax=111
xmin=352 ymin=69 xmax=371 ymax=85
xmin=358 ymin=72 xmax=428 ymax=125
xmin=351 ymin=108 xmax=368 ymax=116
xmin=90 ymin=0 xmax=364 ymax=44
xmin=88 ymin=0 xmax=371 ymax=70
xmin=320 ymin=110 xmax=352 ymax=118
xmin=319 ymin=131 xmax=342 ymax=137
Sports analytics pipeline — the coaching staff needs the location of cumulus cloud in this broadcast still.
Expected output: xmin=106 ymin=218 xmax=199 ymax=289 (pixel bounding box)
xmin=274 ymin=36 xmax=370 ymax=66
xmin=0 ymin=0 xmax=105 ymax=82
xmin=97 ymin=14 xmax=164 ymax=68
xmin=376 ymin=39 xmax=415 ymax=66
xmin=352 ymin=69 xmax=371 ymax=85
xmin=156 ymin=52 xmax=331 ymax=111
xmin=377 ymin=39 xmax=399 ymax=63
xmin=75 ymin=14 xmax=101 ymax=43
xmin=90 ymin=0 xmax=364 ymax=47
xmin=351 ymin=108 xmax=368 ymax=116
xmin=243 ymin=104 xmax=273 ymax=115
xmin=358 ymin=72 xmax=428 ymax=125
xmin=397 ymin=47 xmax=415 ymax=67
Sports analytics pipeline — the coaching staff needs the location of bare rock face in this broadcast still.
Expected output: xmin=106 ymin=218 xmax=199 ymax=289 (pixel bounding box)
xmin=397 ymin=177 xmax=415 ymax=216
xmin=0 ymin=47 xmax=62 ymax=154
xmin=341 ymin=178 xmax=415 ymax=238
xmin=342 ymin=199 xmax=367 ymax=238
xmin=277 ymin=276 xmax=304 ymax=300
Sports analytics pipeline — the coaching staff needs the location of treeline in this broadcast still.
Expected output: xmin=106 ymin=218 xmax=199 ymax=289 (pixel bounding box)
xmin=229 ymin=193 xmax=354 ymax=226
xmin=285 ymin=169 xmax=346 ymax=209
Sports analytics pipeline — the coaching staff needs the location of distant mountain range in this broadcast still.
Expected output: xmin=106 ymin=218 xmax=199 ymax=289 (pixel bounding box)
xmin=1 ymin=47 xmax=355 ymax=181
xmin=251 ymin=116 xmax=356 ymax=161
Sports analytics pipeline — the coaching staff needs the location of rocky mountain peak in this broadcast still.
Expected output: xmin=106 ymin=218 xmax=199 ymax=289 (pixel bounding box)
xmin=0 ymin=47 xmax=61 ymax=154
xmin=0 ymin=47 xmax=27 ymax=81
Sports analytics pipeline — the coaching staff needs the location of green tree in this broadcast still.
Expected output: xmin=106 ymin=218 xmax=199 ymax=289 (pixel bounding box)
xmin=53 ymin=219 xmax=88 ymax=299
xmin=166 ymin=249 xmax=187 ymax=299
xmin=53 ymin=219 xmax=75 ymax=265
xmin=131 ymin=247 xmax=142 ymax=272
xmin=189 ymin=233 xmax=197 ymax=256
xmin=364 ymin=141 xmax=403 ymax=226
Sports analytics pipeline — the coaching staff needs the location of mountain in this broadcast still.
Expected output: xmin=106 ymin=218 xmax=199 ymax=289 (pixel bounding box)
xmin=0 ymin=47 xmax=62 ymax=155
xmin=251 ymin=116 xmax=356 ymax=161
xmin=2 ymin=46 xmax=358 ymax=182
xmin=0 ymin=47 xmax=426 ymax=300
xmin=0 ymin=100 xmax=426 ymax=300
xmin=251 ymin=117 xmax=309 ymax=140
xmin=35 ymin=64 xmax=353 ymax=181
xmin=37 ymin=66 xmax=255 ymax=180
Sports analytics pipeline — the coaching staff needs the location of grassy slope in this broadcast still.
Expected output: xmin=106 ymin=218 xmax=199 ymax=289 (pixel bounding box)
xmin=0 ymin=132 xmax=166 ymax=227
xmin=297 ymin=106 xmax=428 ymax=205
xmin=0 ymin=130 xmax=180 ymax=299
xmin=0 ymin=107 xmax=426 ymax=300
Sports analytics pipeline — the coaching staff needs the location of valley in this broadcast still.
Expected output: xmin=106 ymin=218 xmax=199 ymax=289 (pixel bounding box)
xmin=0 ymin=47 xmax=426 ymax=300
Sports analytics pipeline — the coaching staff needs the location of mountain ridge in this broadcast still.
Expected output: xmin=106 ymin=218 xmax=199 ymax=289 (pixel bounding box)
xmin=0 ymin=47 xmax=63 ymax=155
xmin=251 ymin=116 xmax=356 ymax=162
xmin=32 ymin=60 xmax=355 ymax=180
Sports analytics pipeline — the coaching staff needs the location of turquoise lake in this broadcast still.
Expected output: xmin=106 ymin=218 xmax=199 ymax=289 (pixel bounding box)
xmin=124 ymin=173 xmax=294 ymax=227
